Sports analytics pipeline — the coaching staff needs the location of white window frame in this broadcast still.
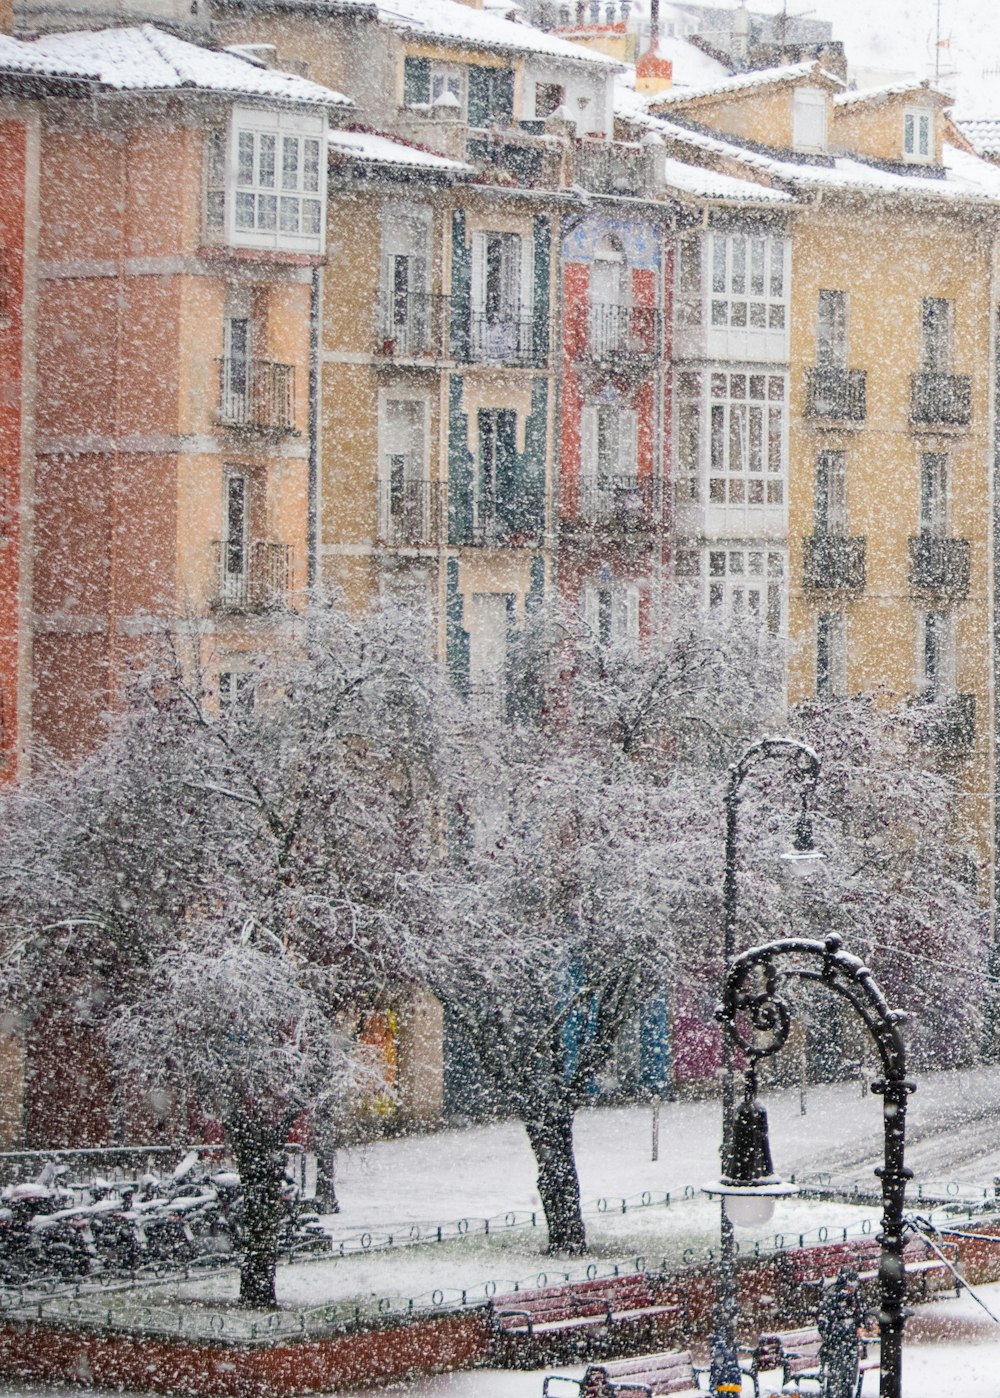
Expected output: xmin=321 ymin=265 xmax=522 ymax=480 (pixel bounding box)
xmin=708 ymin=231 xmax=788 ymax=334
xmin=583 ymin=582 xmax=640 ymax=652
xmin=219 ymin=668 xmax=255 ymax=715
xmin=920 ymin=610 xmax=955 ymax=699
xmin=377 ymin=392 xmax=431 ymax=541
xmin=380 ymin=203 xmax=432 ymax=353
xmin=816 ymin=289 xmax=848 ymax=369
xmin=225 ymin=106 xmax=327 ymax=255
xmin=814 ymin=450 xmax=848 ymax=536
xmin=470 ymin=229 xmax=534 ymax=361
xmin=816 ymin=611 xmax=847 ymax=698
xmin=221 ymin=469 xmax=250 ymax=607
xmin=673 ymin=368 xmax=787 ymax=515
xmin=705 ymin=547 xmax=785 ymax=635
xmin=793 ymin=87 xmax=828 ymax=153
xmin=903 ymin=108 xmax=934 ymax=164
xmin=919 ymin=452 xmax=948 ymax=536
xmin=431 ymin=62 xmax=466 ymax=115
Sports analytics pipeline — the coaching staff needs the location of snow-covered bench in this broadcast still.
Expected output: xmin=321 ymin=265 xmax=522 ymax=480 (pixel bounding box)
xmin=780 ymin=1236 xmax=960 ymax=1320
xmin=749 ymin=1325 xmax=878 ymax=1398
xmin=543 ymin=1349 xmax=708 ymax=1397
xmin=491 ymin=1274 xmax=683 ymax=1365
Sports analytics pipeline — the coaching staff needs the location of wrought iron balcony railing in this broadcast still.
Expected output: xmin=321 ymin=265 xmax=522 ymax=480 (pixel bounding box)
xmin=217 ymin=358 xmax=295 ymax=432
xmin=211 ymin=539 xmax=291 ymax=613
xmin=376 ymin=478 xmax=444 ymax=547
xmin=802 ymin=533 xmax=867 ymax=591
xmin=468 ymin=313 xmax=543 ymax=366
xmin=563 ymin=475 xmax=661 ymax=528
xmin=919 ymin=692 xmax=976 ymax=759
xmin=575 ymin=303 xmax=660 ymax=364
xmin=376 ymin=291 xmax=450 ymax=360
xmin=805 ymin=367 xmax=867 ymax=421
xmin=910 ymin=372 xmax=971 ymax=427
xmin=907 ymin=534 xmax=970 ymax=597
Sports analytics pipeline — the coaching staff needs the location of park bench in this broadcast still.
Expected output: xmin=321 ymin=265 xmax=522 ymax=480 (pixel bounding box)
xmin=543 ymin=1349 xmax=709 ymax=1397
xmin=744 ymin=1326 xmax=878 ymax=1398
xmin=780 ymin=1234 xmax=960 ymax=1320
xmin=491 ymin=1274 xmax=683 ymax=1365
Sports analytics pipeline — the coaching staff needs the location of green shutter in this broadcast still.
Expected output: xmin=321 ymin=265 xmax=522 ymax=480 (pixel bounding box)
xmin=532 ymin=215 xmax=551 ymax=364
xmin=450 ymin=210 xmax=471 ymax=361
xmin=448 ymin=376 xmax=473 ymax=546
xmin=403 ymin=56 xmax=430 ymax=105
xmin=468 ymin=66 xmax=490 ymax=127
xmin=521 ymin=379 xmax=548 ymax=534
xmin=494 ymin=409 xmax=519 ymax=537
xmin=446 ymin=558 xmax=470 ymax=698
xmin=527 ymin=554 xmax=545 ymax=615
xmin=494 ymin=67 xmax=514 ymax=123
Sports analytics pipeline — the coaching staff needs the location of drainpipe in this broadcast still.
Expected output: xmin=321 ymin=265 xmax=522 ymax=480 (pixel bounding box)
xmin=308 ymin=264 xmax=321 ymax=607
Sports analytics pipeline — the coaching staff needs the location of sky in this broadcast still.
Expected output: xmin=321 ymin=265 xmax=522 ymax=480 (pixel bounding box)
xmin=744 ymin=0 xmax=1000 ymax=110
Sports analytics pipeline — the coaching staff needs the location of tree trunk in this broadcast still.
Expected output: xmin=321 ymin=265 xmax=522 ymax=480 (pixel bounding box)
xmin=525 ymin=1103 xmax=587 ymax=1255
xmin=230 ymin=1113 xmax=286 ymax=1309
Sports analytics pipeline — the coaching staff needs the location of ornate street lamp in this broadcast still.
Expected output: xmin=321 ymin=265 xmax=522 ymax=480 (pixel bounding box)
xmin=713 ymin=934 xmax=913 ymax=1398
xmin=710 ymin=738 xmax=823 ymax=1382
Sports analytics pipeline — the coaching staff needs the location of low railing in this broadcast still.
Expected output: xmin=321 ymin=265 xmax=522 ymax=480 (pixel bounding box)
xmin=211 ymin=539 xmax=291 ymax=612
xmin=468 ymin=314 xmax=542 ymax=366
xmin=910 ymin=372 xmax=972 ymax=427
xmin=918 ymin=692 xmax=976 ymax=758
xmin=466 ymin=130 xmax=563 ymax=191
xmin=573 ymin=139 xmax=653 ymax=197
xmin=804 ymin=367 xmax=867 ymax=421
xmin=377 ymin=479 xmax=444 ymax=547
xmin=376 ymin=291 xmax=450 ymax=360
xmin=564 ymin=475 xmax=661 ymax=527
xmin=908 ymin=534 xmax=970 ymax=597
xmin=217 ymin=358 xmax=295 ymax=432
xmin=461 ymin=490 xmax=546 ymax=546
xmin=575 ymin=303 xmax=660 ymax=363
xmin=802 ymin=533 xmax=867 ymax=591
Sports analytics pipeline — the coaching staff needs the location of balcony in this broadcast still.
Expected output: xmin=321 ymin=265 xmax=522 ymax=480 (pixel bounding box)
xmin=573 ymin=304 xmax=660 ymax=365
xmin=908 ymin=534 xmax=970 ymax=597
xmin=802 ymin=533 xmax=867 ymax=591
xmin=377 ymin=479 xmax=444 ymax=548
xmin=211 ymin=539 xmax=291 ymax=613
xmin=919 ymin=692 xmax=976 ymax=759
xmin=910 ymin=372 xmax=971 ymax=427
xmin=217 ymin=359 xmax=295 ymax=433
xmin=563 ymin=475 xmax=661 ymax=531
xmin=805 ymin=367 xmax=867 ymax=422
xmin=469 ymin=313 xmax=543 ymax=367
xmin=573 ymin=139 xmax=655 ymax=197
xmin=466 ymin=129 xmax=564 ymax=191
xmin=376 ymin=291 xmax=450 ymax=362
xmin=449 ymin=484 xmax=546 ymax=546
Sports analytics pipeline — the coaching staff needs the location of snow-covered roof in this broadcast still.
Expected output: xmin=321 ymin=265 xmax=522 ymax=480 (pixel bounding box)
xmin=28 ymin=25 xmax=352 ymax=107
xmin=649 ymin=112 xmax=1000 ymax=204
xmin=328 ymin=127 xmax=473 ymax=173
xmin=370 ymin=0 xmax=620 ymax=68
xmin=0 ymin=32 xmax=92 ymax=80
xmin=648 ymin=61 xmax=844 ymax=109
xmin=834 ymin=80 xmax=953 ymax=110
xmin=956 ymin=118 xmax=1000 ymax=157
xmin=659 ymin=155 xmax=793 ymax=204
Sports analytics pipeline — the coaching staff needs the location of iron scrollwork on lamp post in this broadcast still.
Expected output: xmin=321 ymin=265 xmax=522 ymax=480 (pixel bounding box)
xmin=715 ymin=933 xmax=914 ymax=1398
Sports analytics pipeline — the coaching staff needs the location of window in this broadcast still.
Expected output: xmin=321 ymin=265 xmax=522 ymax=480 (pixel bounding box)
xmin=205 ymin=128 xmax=226 ymax=232
xmin=581 ymin=403 xmax=638 ymax=516
xmin=471 ymin=230 xmax=534 ymax=360
xmin=706 ymin=547 xmax=785 ymax=634
xmin=221 ymin=472 xmax=249 ymax=607
xmin=793 ymin=87 xmax=828 ymax=152
xmin=814 ymin=451 xmax=847 ymax=535
xmin=468 ymin=65 xmax=514 ymax=126
xmin=379 ymin=398 xmax=428 ymax=542
xmin=921 ymin=297 xmax=953 ymax=373
xmin=219 ymin=670 xmax=255 ymax=715
xmin=904 ymin=109 xmax=933 ymax=162
xmin=919 ymin=453 xmax=948 ymax=536
xmin=477 ymin=408 xmax=517 ymax=537
xmin=402 ymin=57 xmax=465 ymax=112
xmin=816 ymin=290 xmax=848 ymax=368
xmin=584 ymin=584 xmax=640 ymax=652
xmin=921 ymin=610 xmax=954 ymax=698
xmin=709 ymin=232 xmax=787 ymax=332
xmin=380 ymin=206 xmax=431 ymax=353
xmin=468 ymin=592 xmax=514 ymax=718
xmin=675 ymin=234 xmax=702 ymax=328
xmin=221 ymin=316 xmax=250 ymax=422
xmin=223 ymin=109 xmax=326 ymax=254
xmin=816 ymin=612 xmax=846 ymax=698
xmin=534 ymin=82 xmax=565 ymax=119
xmin=674 ymin=370 xmax=786 ymax=511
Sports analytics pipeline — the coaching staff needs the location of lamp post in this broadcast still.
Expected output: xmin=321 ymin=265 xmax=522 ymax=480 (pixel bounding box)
xmin=709 ymin=934 xmax=912 ymax=1398
xmin=713 ymin=738 xmax=823 ymax=1385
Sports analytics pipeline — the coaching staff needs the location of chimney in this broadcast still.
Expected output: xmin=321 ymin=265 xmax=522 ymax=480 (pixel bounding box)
xmin=650 ymin=0 xmax=659 ymax=45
